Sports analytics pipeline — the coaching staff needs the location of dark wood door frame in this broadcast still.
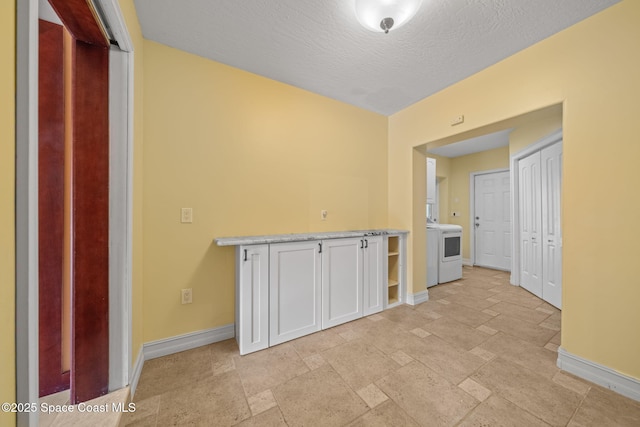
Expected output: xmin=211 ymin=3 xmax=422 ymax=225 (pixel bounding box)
xmin=38 ymin=18 xmax=69 ymax=397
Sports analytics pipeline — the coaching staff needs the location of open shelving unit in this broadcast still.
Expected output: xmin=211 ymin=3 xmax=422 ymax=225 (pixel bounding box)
xmin=387 ymin=235 xmax=400 ymax=306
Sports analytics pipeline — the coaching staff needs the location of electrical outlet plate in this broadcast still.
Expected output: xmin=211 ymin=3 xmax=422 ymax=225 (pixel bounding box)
xmin=181 ymin=288 xmax=192 ymax=304
xmin=321 ymin=210 xmax=328 ymax=220
xmin=450 ymin=115 xmax=464 ymax=126
xmin=181 ymin=207 xmax=193 ymax=223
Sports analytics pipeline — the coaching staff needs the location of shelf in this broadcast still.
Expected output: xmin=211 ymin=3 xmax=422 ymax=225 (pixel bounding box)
xmin=388 ymin=279 xmax=399 ymax=288
xmin=388 ymin=251 xmax=399 ymax=257
xmin=388 ymin=297 xmax=399 ymax=305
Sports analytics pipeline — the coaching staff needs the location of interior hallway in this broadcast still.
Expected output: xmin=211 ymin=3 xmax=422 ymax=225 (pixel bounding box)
xmin=124 ymin=267 xmax=640 ymax=426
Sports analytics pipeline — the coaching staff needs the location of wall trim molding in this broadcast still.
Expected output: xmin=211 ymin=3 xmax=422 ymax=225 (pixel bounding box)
xmin=406 ymin=290 xmax=429 ymax=306
xmin=128 ymin=347 xmax=144 ymax=399
xmin=557 ymin=347 xmax=640 ymax=402
xmin=143 ymin=324 xmax=235 ymax=361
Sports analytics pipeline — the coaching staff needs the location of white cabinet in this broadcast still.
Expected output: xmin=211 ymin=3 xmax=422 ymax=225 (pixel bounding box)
xmin=363 ymin=236 xmax=384 ymax=315
xmin=236 ymin=245 xmax=269 ymax=355
xmin=426 ymin=157 xmax=437 ymax=205
xmin=228 ymin=232 xmax=404 ymax=354
xmin=269 ymin=241 xmax=322 ymax=346
xmin=321 ymin=238 xmax=363 ymax=328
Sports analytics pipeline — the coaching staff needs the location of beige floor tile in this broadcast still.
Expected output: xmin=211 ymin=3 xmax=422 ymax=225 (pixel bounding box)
xmin=458 ymin=395 xmax=550 ymax=427
xmin=272 ymin=364 xmax=368 ymax=427
xmin=338 ymin=328 xmax=361 ymax=341
xmin=303 ymin=353 xmax=326 ymax=370
xmin=213 ymin=358 xmax=235 ymax=376
xmin=424 ymin=317 xmax=492 ymax=350
xmin=401 ymin=335 xmax=485 ymax=384
xmin=155 ymin=370 xmax=251 ymax=426
xmin=552 ymin=371 xmax=591 ymax=396
xmin=133 ymin=346 xmax=214 ymax=402
xmin=457 ymin=286 xmax=497 ymax=300
xmin=410 ymin=327 xmax=431 ymax=338
xmin=458 ymin=377 xmax=492 ymax=402
xmin=429 ymin=301 xmax=494 ymax=328
xmin=389 ymin=350 xmax=414 ymax=366
xmin=445 ymin=293 xmax=496 ymax=311
xmin=380 ymin=305 xmax=434 ymax=331
xmin=482 ymin=308 xmax=500 ymax=317
xmin=290 ymin=329 xmax=345 ymax=359
xmin=437 ymin=298 xmax=451 ymax=305
xmin=233 ymin=407 xmax=288 ymax=427
xmin=362 ymin=323 xmax=419 ymax=355
xmin=476 ymin=324 xmax=498 ymax=335
xmin=367 ymin=314 xmax=385 ymax=322
xmin=549 ymin=331 xmax=562 ymax=345
xmin=247 ymin=389 xmax=277 ymax=416
xmin=376 ymin=361 xmax=477 ymax=426
xmin=544 ymin=342 xmax=559 ymax=352
xmin=356 ymin=383 xmax=389 ymax=408
xmin=485 ymin=314 xmax=557 ymax=347
xmin=323 ymin=339 xmax=400 ymax=390
xmin=490 ymin=300 xmax=552 ymax=324
xmin=121 ymin=395 xmax=160 ymax=427
xmin=233 ymin=343 xmax=309 ymax=397
xmin=469 ymin=346 xmax=496 ymax=362
xmin=347 ymin=400 xmax=420 ymax=427
xmin=471 ymin=357 xmax=582 ymax=426
xmin=491 ymin=289 xmax=543 ymax=309
xmin=568 ymin=385 xmax=640 ymax=426
xmin=478 ymin=333 xmax=559 ymax=379
xmin=536 ymin=306 xmax=555 ymax=315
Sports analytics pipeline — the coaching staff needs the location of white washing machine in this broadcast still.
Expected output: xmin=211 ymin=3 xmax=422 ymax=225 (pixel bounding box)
xmin=437 ymin=224 xmax=463 ymax=283
xmin=427 ymin=227 xmax=439 ymax=287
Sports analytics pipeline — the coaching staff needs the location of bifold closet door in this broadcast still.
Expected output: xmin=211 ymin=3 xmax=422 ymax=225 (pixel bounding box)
xmin=541 ymin=142 xmax=563 ymax=308
xmin=519 ymin=152 xmax=543 ymax=298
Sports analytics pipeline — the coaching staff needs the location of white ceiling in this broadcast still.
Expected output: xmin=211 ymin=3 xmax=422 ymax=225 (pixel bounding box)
xmin=428 ymin=129 xmax=512 ymax=158
xmin=133 ymin=0 xmax=619 ymax=116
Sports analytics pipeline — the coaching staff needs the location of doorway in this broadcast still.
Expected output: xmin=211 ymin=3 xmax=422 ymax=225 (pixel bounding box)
xmin=472 ymin=169 xmax=511 ymax=271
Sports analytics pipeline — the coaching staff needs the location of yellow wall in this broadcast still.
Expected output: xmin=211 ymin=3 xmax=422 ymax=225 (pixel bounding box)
xmin=509 ymin=107 xmax=562 ymax=155
xmin=118 ymin=0 xmax=146 ymax=370
xmin=142 ymin=41 xmax=388 ymax=341
xmin=447 ymin=147 xmax=510 ymax=259
xmin=0 ymin=1 xmax=16 ymax=425
xmin=389 ymin=0 xmax=640 ymax=379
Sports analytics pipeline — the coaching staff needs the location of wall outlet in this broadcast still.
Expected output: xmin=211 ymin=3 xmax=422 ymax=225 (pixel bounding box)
xmin=452 ymin=212 xmax=460 ymax=217
xmin=321 ymin=210 xmax=328 ymax=220
xmin=181 ymin=207 xmax=193 ymax=223
xmin=450 ymin=115 xmax=464 ymax=126
xmin=181 ymin=288 xmax=193 ymax=304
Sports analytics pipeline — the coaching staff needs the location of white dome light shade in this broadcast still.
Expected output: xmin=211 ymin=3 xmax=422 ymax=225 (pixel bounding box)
xmin=354 ymin=0 xmax=423 ymax=33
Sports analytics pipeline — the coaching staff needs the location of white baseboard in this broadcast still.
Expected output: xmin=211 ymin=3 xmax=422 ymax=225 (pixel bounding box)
xmin=406 ymin=290 xmax=429 ymax=306
xmin=143 ymin=323 xmax=235 ymax=360
xmin=557 ymin=347 xmax=640 ymax=402
xmin=129 ymin=347 xmax=144 ymax=399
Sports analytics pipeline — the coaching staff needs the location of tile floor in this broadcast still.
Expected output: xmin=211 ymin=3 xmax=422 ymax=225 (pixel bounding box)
xmin=123 ymin=266 xmax=640 ymax=426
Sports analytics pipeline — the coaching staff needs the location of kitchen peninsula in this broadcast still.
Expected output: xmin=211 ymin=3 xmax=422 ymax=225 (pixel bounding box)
xmin=215 ymin=230 xmax=408 ymax=354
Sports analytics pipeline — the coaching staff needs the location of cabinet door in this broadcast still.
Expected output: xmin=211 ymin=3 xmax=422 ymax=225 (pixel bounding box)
xmin=236 ymin=245 xmax=269 ymax=355
xmin=363 ymin=236 xmax=384 ymax=315
xmin=322 ymin=238 xmax=363 ymax=328
xmin=269 ymin=241 xmax=322 ymax=346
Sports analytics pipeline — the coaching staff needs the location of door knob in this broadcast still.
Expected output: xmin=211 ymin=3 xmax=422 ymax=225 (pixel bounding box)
xmin=475 ymin=216 xmax=479 ymax=220
xmin=475 ymin=223 xmax=480 ymax=227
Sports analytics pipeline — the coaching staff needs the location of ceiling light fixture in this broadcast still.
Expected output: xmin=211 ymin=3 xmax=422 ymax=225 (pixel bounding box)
xmin=354 ymin=0 xmax=423 ymax=34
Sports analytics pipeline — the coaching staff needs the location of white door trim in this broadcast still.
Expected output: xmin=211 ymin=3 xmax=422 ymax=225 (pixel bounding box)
xmin=16 ymin=1 xmax=40 ymax=425
xmin=469 ymin=168 xmax=509 ymax=267
xmin=510 ymin=129 xmax=562 ymax=286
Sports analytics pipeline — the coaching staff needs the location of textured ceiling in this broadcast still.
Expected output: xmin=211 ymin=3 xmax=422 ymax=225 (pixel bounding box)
xmin=133 ymin=0 xmax=619 ymax=116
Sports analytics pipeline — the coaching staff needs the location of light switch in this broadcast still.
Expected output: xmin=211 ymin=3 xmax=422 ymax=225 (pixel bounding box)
xmin=181 ymin=208 xmax=193 ymax=223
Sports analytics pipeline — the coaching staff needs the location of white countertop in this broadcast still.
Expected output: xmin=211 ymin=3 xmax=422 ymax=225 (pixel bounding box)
xmin=215 ymin=229 xmax=409 ymax=246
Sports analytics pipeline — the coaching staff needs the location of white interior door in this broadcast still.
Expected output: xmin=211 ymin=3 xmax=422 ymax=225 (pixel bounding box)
xmin=519 ymin=152 xmax=543 ymax=298
xmin=541 ymin=142 xmax=563 ymax=308
xmin=474 ymin=171 xmax=511 ymax=270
